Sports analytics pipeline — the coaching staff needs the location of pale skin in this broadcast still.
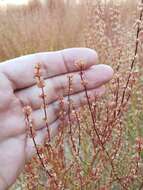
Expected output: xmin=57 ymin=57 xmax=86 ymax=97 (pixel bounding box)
xmin=0 ymin=48 xmax=113 ymax=189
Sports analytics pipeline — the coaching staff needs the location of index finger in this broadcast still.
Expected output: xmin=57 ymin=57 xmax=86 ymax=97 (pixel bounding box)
xmin=0 ymin=48 xmax=98 ymax=90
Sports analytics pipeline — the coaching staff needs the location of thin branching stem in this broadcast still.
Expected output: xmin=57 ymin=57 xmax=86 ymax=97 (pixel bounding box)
xmin=121 ymin=4 xmax=143 ymax=105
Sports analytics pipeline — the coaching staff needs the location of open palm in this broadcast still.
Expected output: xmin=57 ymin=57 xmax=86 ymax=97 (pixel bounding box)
xmin=0 ymin=48 xmax=113 ymax=190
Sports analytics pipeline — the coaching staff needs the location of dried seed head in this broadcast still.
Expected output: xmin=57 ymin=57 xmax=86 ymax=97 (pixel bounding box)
xmin=133 ymin=19 xmax=141 ymax=28
xmin=34 ymin=63 xmax=46 ymax=88
xmin=108 ymin=101 xmax=116 ymax=109
xmin=23 ymin=105 xmax=32 ymax=115
xmin=75 ymin=59 xmax=86 ymax=70
xmin=35 ymin=78 xmax=45 ymax=88
xmin=81 ymin=79 xmax=88 ymax=86
xmin=34 ymin=63 xmax=42 ymax=76
xmin=39 ymin=93 xmax=47 ymax=99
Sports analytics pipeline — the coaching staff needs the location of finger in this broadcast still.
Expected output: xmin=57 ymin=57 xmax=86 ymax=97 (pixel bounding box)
xmin=16 ymin=64 xmax=113 ymax=110
xmin=0 ymin=48 xmax=98 ymax=90
xmin=26 ymin=119 xmax=61 ymax=160
xmin=0 ymin=73 xmax=14 ymax=111
xmin=31 ymin=86 xmax=105 ymax=130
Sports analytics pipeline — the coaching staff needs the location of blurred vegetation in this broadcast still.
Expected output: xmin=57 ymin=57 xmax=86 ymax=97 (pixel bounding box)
xmin=0 ymin=0 xmax=86 ymax=61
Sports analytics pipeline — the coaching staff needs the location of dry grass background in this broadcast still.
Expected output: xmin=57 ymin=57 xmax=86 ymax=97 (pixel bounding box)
xmin=0 ymin=0 xmax=138 ymax=61
xmin=0 ymin=0 xmax=86 ymax=61
xmin=1 ymin=0 xmax=143 ymax=189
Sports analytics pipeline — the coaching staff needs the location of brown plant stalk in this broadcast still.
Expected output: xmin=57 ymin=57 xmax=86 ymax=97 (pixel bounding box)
xmin=34 ymin=63 xmax=51 ymax=142
xmin=23 ymin=106 xmax=53 ymax=179
xmin=78 ymin=61 xmax=129 ymax=189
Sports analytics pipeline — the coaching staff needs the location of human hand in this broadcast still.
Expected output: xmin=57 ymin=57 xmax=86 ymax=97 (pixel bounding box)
xmin=0 ymin=48 xmax=113 ymax=189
